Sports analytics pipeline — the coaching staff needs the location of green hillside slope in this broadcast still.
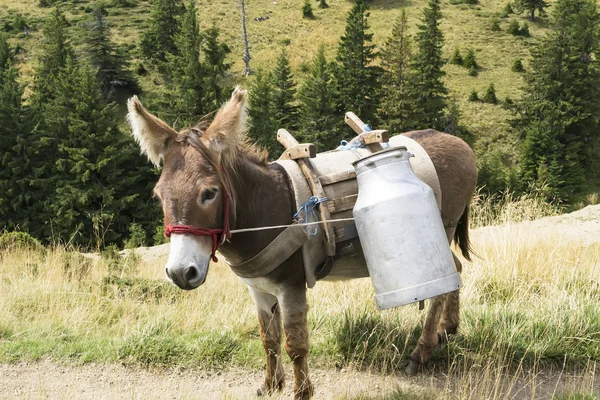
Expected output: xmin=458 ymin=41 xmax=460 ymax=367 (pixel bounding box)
xmin=1 ymin=0 xmax=544 ymax=158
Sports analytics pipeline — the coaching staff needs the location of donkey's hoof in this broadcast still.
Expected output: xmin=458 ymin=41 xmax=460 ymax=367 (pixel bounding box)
xmin=257 ymin=379 xmax=284 ymax=396
xmin=294 ymin=380 xmax=314 ymax=400
xmin=405 ymin=360 xmax=421 ymax=376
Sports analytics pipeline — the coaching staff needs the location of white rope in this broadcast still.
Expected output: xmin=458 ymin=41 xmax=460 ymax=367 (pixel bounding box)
xmin=229 ymin=217 xmax=355 ymax=234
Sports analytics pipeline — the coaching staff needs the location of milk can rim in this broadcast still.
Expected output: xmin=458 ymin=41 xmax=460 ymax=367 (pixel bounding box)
xmin=351 ymin=146 xmax=409 ymax=168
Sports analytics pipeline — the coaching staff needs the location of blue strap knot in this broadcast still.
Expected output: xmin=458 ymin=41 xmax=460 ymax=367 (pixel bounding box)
xmin=294 ymin=196 xmax=328 ymax=236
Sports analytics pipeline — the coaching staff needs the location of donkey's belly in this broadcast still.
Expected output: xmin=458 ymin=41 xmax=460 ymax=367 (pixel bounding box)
xmin=319 ymin=240 xmax=370 ymax=281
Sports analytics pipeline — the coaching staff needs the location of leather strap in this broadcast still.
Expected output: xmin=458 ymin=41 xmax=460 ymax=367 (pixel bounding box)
xmin=226 ymin=223 xmax=309 ymax=279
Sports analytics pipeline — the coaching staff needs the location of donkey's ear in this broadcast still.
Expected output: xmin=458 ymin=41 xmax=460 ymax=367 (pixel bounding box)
xmin=127 ymin=96 xmax=177 ymax=167
xmin=204 ymin=86 xmax=247 ymax=165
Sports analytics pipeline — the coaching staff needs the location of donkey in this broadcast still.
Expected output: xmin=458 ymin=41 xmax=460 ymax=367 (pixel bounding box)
xmin=127 ymin=87 xmax=477 ymax=400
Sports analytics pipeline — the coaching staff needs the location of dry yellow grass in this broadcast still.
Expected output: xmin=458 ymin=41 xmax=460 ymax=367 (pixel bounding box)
xmin=1 ymin=202 xmax=599 ymax=399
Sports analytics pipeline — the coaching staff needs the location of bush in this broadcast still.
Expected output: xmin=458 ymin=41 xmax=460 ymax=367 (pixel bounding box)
xmin=503 ymin=2 xmax=514 ymax=16
xmin=508 ymin=20 xmax=530 ymax=36
xmin=302 ymin=0 xmax=314 ymax=19
xmin=125 ymin=223 xmax=147 ymax=249
xmin=468 ymin=89 xmax=479 ymax=102
xmin=520 ymin=22 xmax=530 ymax=37
xmin=135 ymin=62 xmax=148 ymax=76
xmin=491 ymin=18 xmax=501 ymax=32
xmin=450 ymin=48 xmax=463 ymax=65
xmin=153 ymin=224 xmax=167 ymax=246
xmin=512 ymin=58 xmax=525 ymax=72
xmin=468 ymin=65 xmax=479 ymax=76
xmin=0 ymin=231 xmax=42 ymax=251
xmin=507 ymin=19 xmax=521 ymax=35
xmin=318 ymin=0 xmax=328 ymax=8
xmin=482 ymin=83 xmax=498 ymax=104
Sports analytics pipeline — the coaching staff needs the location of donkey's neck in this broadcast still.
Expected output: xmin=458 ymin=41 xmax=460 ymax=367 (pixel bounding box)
xmin=218 ymin=156 xmax=294 ymax=265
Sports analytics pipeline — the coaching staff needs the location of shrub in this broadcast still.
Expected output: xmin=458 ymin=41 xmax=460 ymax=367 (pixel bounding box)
xmin=318 ymin=0 xmax=328 ymax=8
xmin=0 ymin=231 xmax=42 ymax=251
xmin=520 ymin=22 xmax=530 ymax=37
xmin=468 ymin=89 xmax=479 ymax=101
xmin=450 ymin=48 xmax=463 ymax=65
xmin=483 ymin=83 xmax=498 ymax=104
xmin=302 ymin=0 xmax=314 ymax=19
xmin=491 ymin=18 xmax=501 ymax=32
xmin=135 ymin=62 xmax=148 ymax=76
xmin=153 ymin=224 xmax=167 ymax=246
xmin=468 ymin=66 xmax=479 ymax=76
xmin=507 ymin=19 xmax=521 ymax=35
xmin=503 ymin=1 xmax=514 ymax=16
xmin=125 ymin=223 xmax=147 ymax=249
xmin=512 ymin=58 xmax=525 ymax=72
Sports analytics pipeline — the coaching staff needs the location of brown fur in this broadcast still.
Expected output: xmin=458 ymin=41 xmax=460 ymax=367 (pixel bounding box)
xmin=128 ymin=91 xmax=478 ymax=398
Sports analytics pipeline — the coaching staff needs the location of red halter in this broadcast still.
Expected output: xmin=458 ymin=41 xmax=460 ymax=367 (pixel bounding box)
xmin=164 ymin=176 xmax=233 ymax=263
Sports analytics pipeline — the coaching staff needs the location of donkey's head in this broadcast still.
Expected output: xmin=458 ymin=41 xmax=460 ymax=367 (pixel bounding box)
xmin=127 ymin=87 xmax=247 ymax=290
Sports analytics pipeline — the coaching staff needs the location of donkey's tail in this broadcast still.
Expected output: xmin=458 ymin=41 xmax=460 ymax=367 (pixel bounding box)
xmin=454 ymin=204 xmax=473 ymax=262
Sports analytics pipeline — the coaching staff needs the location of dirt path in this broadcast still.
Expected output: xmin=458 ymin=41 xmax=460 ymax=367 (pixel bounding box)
xmin=0 ymin=360 xmax=416 ymax=400
xmin=1 ymin=359 xmax=598 ymax=400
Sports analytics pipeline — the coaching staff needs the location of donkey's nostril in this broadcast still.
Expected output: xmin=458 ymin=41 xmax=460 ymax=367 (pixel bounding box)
xmin=185 ymin=266 xmax=199 ymax=281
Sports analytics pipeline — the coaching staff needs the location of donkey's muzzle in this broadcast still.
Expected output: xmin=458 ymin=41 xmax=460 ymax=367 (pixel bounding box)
xmin=166 ymin=264 xmax=206 ymax=290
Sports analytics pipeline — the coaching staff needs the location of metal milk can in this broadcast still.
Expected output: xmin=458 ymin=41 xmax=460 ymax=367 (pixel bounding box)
xmin=352 ymin=146 xmax=462 ymax=309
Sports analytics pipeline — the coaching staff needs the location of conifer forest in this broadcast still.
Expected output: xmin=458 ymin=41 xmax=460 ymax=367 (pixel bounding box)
xmin=1 ymin=0 xmax=599 ymax=249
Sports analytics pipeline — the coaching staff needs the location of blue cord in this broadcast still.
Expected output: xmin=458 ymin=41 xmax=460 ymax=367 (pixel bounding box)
xmin=294 ymin=196 xmax=328 ymax=236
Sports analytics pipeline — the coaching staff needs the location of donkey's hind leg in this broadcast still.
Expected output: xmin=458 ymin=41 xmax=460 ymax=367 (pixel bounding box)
xmin=406 ymin=294 xmax=447 ymax=376
xmin=438 ymin=253 xmax=463 ymax=342
xmin=280 ymin=288 xmax=314 ymax=400
xmin=250 ymin=288 xmax=285 ymax=396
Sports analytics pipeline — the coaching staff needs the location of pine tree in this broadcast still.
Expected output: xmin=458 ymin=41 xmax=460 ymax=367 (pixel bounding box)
xmin=333 ymin=0 xmax=380 ymax=126
xmin=482 ymin=83 xmax=497 ymax=103
xmin=515 ymin=0 xmax=548 ymax=21
xmin=512 ymin=58 xmax=525 ymax=72
xmin=0 ymin=36 xmax=30 ymax=230
xmin=140 ymin=0 xmax=184 ymax=63
xmin=81 ymin=4 xmax=137 ymax=101
xmin=463 ymin=48 xmax=478 ymax=69
xmin=271 ymin=48 xmax=298 ymax=132
xmin=298 ymin=45 xmax=338 ymax=150
xmin=166 ymin=0 xmax=205 ymax=126
xmin=378 ymin=10 xmax=419 ymax=134
xmin=303 ymin=0 xmax=314 ymax=19
xmin=248 ymin=69 xmax=278 ymax=157
xmin=203 ymin=24 xmax=231 ymax=111
xmin=450 ymin=48 xmax=463 ymax=65
xmin=412 ymin=0 xmax=448 ymax=130
xmin=517 ymin=0 xmax=600 ymax=200
xmin=41 ymin=61 xmax=154 ymax=246
xmin=32 ymin=9 xmax=73 ymax=104
xmin=318 ymin=0 xmax=329 ymax=8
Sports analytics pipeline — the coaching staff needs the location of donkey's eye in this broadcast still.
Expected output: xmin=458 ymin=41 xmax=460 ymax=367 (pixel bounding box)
xmin=201 ymin=188 xmax=217 ymax=203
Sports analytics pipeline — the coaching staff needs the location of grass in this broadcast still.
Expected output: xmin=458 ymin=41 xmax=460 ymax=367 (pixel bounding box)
xmin=1 ymin=198 xmax=599 ymax=398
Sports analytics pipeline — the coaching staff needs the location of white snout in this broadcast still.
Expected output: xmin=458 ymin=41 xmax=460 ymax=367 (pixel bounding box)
xmin=165 ymin=234 xmax=212 ymax=290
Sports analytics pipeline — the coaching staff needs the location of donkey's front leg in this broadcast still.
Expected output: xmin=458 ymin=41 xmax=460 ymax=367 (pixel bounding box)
xmin=280 ymin=288 xmax=314 ymax=400
xmin=249 ymin=287 xmax=285 ymax=396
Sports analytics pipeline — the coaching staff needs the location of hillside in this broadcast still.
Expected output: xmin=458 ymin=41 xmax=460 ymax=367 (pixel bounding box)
xmin=1 ymin=0 xmax=547 ymax=162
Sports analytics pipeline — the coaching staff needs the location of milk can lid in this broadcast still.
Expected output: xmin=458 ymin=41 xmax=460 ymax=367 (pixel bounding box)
xmin=352 ymin=146 xmax=410 ymax=170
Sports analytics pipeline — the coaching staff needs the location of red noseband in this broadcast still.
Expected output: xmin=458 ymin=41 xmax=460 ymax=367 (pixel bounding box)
xmin=164 ymin=185 xmax=232 ymax=263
